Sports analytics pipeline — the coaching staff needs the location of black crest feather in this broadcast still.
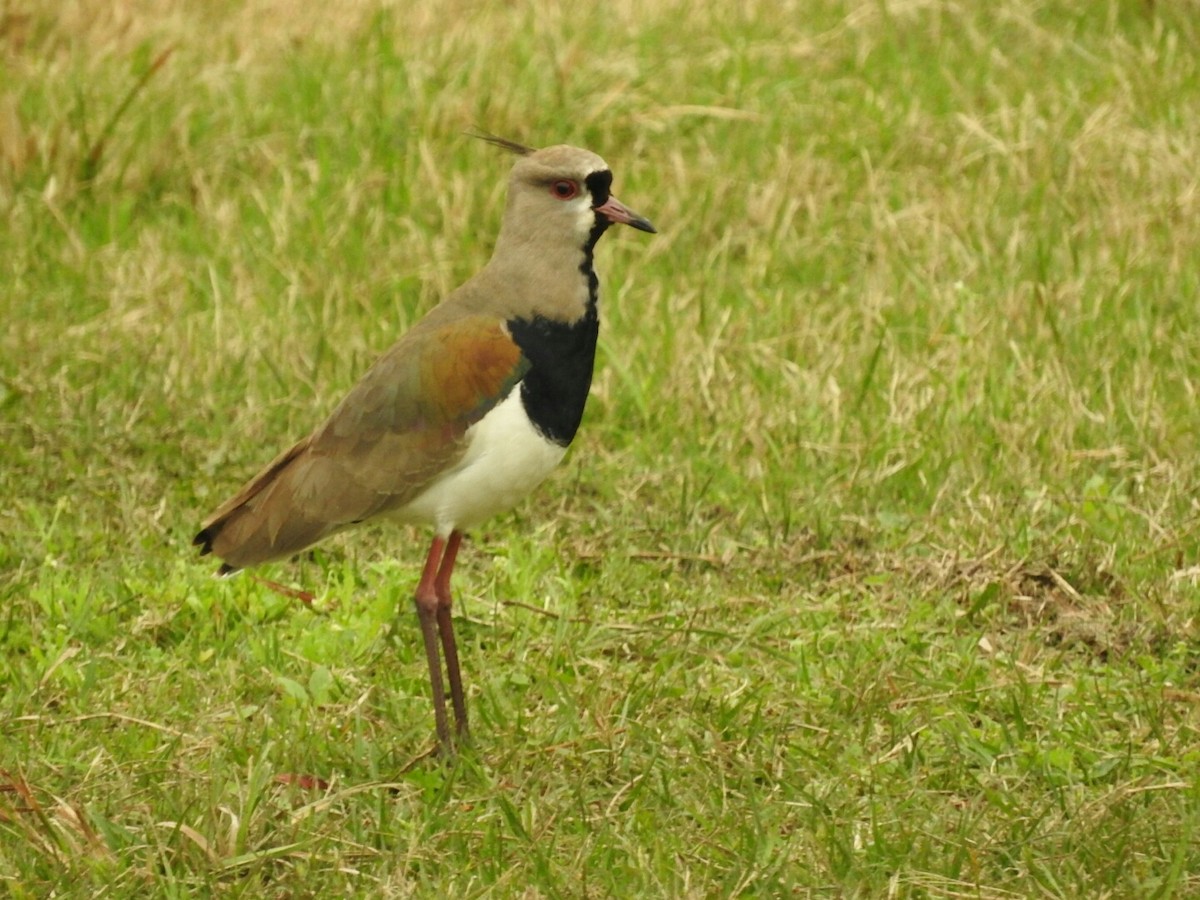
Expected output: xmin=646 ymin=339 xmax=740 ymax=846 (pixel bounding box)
xmin=467 ymin=129 xmax=536 ymax=156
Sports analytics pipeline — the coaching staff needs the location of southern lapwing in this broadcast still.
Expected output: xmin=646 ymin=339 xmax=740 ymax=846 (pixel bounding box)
xmin=194 ymin=137 xmax=655 ymax=752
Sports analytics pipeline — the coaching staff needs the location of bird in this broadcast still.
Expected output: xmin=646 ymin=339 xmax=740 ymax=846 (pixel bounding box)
xmin=194 ymin=136 xmax=656 ymax=752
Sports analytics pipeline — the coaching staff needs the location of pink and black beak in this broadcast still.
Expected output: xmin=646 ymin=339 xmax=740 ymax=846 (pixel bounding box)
xmin=594 ymin=194 xmax=657 ymax=234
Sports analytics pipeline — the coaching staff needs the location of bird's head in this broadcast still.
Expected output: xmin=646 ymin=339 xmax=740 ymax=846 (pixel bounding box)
xmin=478 ymin=135 xmax=656 ymax=251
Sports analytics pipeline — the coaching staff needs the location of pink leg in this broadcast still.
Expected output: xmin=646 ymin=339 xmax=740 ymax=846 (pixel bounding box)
xmin=434 ymin=530 xmax=469 ymax=739
xmin=414 ymin=535 xmax=452 ymax=752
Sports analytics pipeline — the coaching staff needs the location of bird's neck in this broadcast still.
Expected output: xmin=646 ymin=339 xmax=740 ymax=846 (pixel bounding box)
xmin=480 ymin=226 xmax=609 ymax=447
xmin=481 ymin=231 xmax=600 ymax=325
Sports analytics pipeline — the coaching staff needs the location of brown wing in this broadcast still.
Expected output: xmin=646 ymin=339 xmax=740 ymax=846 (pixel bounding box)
xmin=195 ymin=315 xmax=529 ymax=571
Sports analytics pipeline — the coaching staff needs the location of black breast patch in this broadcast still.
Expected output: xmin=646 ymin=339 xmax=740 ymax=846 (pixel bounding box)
xmin=507 ymin=306 xmax=599 ymax=447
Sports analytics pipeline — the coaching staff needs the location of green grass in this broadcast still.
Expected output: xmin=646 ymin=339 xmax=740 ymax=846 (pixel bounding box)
xmin=4 ymin=0 xmax=1200 ymax=894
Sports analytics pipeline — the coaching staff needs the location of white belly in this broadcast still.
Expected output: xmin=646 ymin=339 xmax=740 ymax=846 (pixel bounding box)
xmin=392 ymin=389 xmax=567 ymax=534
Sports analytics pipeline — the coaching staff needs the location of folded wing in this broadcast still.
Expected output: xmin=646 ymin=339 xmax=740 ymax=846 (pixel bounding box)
xmin=194 ymin=315 xmax=529 ymax=571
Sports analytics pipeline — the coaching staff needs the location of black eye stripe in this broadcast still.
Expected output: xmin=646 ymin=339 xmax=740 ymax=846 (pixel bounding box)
xmin=584 ymin=170 xmax=613 ymax=206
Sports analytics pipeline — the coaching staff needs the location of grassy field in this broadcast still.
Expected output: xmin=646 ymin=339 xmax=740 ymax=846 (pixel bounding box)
xmin=4 ymin=0 xmax=1200 ymax=895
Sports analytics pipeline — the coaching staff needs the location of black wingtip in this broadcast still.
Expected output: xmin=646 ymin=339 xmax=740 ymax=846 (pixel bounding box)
xmin=193 ymin=527 xmax=214 ymax=556
xmin=194 ymin=526 xmax=238 ymax=575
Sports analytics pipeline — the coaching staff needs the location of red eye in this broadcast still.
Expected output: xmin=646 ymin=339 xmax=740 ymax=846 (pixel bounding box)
xmin=550 ymin=180 xmax=579 ymax=200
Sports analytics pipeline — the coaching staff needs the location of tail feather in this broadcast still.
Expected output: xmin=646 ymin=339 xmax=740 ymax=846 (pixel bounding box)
xmin=193 ymin=434 xmax=377 ymax=572
xmin=195 ymin=437 xmax=320 ymax=571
